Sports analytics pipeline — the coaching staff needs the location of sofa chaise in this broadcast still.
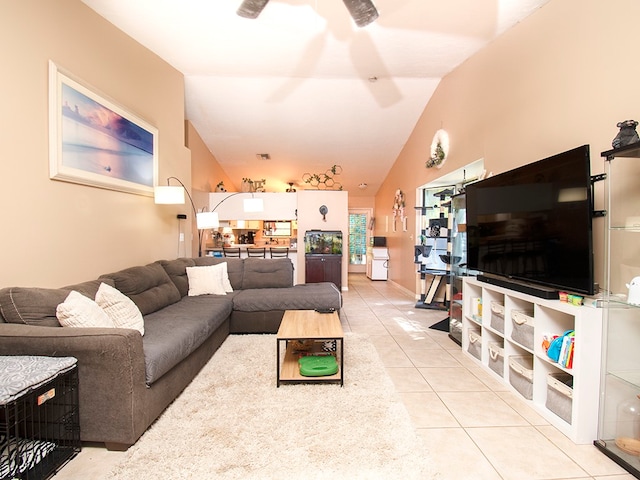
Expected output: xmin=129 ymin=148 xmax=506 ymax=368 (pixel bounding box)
xmin=0 ymin=257 xmax=341 ymax=450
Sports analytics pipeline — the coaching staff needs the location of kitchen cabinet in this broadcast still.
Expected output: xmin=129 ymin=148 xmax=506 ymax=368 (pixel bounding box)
xmin=263 ymin=221 xmax=292 ymax=236
xmin=228 ymin=220 xmax=261 ymax=229
xmin=305 ymin=255 xmax=342 ymax=290
xmin=208 ymin=192 xmax=297 ymax=220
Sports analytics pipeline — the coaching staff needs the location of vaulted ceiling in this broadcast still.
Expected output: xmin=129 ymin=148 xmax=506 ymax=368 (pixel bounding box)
xmin=82 ymin=0 xmax=550 ymax=196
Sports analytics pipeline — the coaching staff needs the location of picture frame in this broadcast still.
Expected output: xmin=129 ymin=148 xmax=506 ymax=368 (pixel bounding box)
xmin=48 ymin=61 xmax=158 ymax=196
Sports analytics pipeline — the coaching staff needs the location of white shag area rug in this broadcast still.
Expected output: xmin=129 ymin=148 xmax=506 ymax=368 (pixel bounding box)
xmin=107 ymin=333 xmax=436 ymax=479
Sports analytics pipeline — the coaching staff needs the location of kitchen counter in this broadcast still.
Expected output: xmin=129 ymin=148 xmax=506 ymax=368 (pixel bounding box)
xmin=203 ymin=244 xmax=297 ymax=256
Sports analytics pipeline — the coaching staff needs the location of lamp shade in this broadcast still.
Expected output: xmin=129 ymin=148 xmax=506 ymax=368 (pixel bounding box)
xmin=196 ymin=211 xmax=219 ymax=229
xmin=154 ymin=185 xmax=185 ymax=204
xmin=243 ymin=197 xmax=264 ymax=213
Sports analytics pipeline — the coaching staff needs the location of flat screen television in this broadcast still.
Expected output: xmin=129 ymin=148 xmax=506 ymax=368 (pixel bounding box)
xmin=465 ymin=145 xmax=594 ymax=298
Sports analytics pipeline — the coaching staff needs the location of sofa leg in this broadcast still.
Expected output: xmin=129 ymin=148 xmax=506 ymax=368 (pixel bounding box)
xmin=105 ymin=442 xmax=132 ymax=452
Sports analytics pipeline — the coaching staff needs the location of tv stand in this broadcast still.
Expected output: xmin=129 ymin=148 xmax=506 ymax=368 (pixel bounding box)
xmin=477 ymin=274 xmax=559 ymax=300
xmin=462 ymin=276 xmax=602 ymax=444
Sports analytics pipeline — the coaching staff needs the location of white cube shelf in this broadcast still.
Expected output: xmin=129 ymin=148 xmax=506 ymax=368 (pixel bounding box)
xmin=462 ymin=277 xmax=602 ymax=444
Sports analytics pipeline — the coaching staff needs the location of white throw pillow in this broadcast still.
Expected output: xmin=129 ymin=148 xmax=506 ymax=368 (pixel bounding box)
xmin=186 ymin=265 xmax=227 ymax=296
xmin=212 ymin=262 xmax=233 ymax=293
xmin=95 ymin=282 xmax=145 ymax=335
xmin=56 ymin=290 xmax=115 ymax=328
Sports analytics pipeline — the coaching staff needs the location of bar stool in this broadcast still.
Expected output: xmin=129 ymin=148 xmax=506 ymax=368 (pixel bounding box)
xmin=223 ymin=247 xmax=241 ymax=257
xmin=270 ymin=247 xmax=289 ymax=258
xmin=246 ymin=247 xmax=266 ymax=258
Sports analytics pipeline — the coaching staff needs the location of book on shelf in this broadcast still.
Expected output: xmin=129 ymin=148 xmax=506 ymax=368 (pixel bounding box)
xmin=558 ymin=335 xmax=574 ymax=368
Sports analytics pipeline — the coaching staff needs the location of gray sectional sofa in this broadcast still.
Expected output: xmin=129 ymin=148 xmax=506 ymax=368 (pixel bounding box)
xmin=0 ymin=257 xmax=341 ymax=450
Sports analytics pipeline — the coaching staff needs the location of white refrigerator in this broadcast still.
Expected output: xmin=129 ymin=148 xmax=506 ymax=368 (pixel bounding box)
xmin=366 ymin=247 xmax=389 ymax=280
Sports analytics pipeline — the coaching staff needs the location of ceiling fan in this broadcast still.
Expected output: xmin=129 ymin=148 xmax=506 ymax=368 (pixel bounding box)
xmin=237 ymin=0 xmax=379 ymax=28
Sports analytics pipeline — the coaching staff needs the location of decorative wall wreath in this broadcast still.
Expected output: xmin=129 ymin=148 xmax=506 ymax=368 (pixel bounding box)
xmin=392 ymin=189 xmax=405 ymax=220
xmin=425 ymin=129 xmax=450 ymax=169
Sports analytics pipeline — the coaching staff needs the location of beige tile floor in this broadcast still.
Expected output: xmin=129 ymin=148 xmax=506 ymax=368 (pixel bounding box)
xmin=55 ymin=273 xmax=635 ymax=480
xmin=342 ymin=274 xmax=633 ymax=480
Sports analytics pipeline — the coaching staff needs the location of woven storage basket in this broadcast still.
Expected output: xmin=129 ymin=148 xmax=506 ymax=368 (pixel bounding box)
xmin=509 ymin=355 xmax=534 ymax=400
xmin=488 ymin=342 xmax=504 ymax=377
xmin=511 ymin=310 xmax=534 ymax=350
xmin=490 ymin=301 xmax=505 ymax=333
xmin=546 ymin=372 xmax=573 ymax=424
xmin=467 ymin=329 xmax=482 ymax=360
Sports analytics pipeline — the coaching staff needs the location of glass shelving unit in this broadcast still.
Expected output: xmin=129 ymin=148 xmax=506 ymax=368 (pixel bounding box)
xmin=595 ymin=143 xmax=640 ymax=478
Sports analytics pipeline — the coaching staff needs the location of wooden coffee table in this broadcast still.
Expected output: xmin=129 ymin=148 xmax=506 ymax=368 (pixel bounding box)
xmin=276 ymin=309 xmax=344 ymax=387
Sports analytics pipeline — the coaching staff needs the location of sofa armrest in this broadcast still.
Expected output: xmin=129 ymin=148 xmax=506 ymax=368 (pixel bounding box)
xmin=0 ymin=323 xmax=147 ymax=445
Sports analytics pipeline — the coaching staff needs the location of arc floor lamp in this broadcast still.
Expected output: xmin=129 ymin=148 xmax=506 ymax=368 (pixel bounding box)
xmin=155 ymin=177 xmax=264 ymax=256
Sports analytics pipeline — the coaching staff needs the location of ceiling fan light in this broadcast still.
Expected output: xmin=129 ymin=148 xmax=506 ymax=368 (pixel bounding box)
xmin=342 ymin=0 xmax=379 ymax=28
xmin=237 ymin=0 xmax=270 ymax=19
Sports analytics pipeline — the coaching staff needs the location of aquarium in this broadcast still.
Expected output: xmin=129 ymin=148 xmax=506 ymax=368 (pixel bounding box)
xmin=304 ymin=230 xmax=343 ymax=255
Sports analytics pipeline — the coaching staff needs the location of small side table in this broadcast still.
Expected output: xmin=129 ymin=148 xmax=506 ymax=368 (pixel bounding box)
xmin=0 ymin=356 xmax=81 ymax=480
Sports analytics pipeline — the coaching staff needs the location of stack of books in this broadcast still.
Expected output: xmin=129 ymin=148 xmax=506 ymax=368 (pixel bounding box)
xmin=557 ymin=333 xmax=575 ymax=369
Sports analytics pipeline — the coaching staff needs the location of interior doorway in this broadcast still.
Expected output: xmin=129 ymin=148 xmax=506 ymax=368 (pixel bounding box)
xmin=348 ymin=208 xmax=372 ymax=274
xmin=415 ymin=159 xmax=485 ymax=338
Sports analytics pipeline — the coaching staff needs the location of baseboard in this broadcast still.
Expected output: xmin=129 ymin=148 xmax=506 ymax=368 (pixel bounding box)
xmin=387 ymin=279 xmax=415 ymax=298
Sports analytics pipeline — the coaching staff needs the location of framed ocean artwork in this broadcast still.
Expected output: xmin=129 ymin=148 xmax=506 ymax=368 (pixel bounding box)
xmin=48 ymin=61 xmax=158 ymax=196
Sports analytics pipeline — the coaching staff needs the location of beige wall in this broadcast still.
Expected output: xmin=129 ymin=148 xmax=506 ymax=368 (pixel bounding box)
xmin=377 ymin=0 xmax=640 ymax=295
xmin=348 ymin=196 xmax=375 ymax=210
xmin=187 ymin=121 xmax=236 ymax=193
xmin=0 ymin=0 xmax=190 ymax=287
xmin=187 ymin=121 xmax=236 ymax=253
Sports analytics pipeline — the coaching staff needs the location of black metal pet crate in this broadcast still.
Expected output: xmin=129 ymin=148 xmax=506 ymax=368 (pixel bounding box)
xmin=0 ymin=356 xmax=80 ymax=480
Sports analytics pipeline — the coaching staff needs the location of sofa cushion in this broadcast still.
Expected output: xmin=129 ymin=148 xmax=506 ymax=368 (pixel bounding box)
xmin=99 ymin=263 xmax=181 ymax=316
xmin=193 ymin=257 xmax=244 ymax=290
xmin=0 ymin=279 xmax=113 ymax=327
xmin=141 ymin=295 xmax=233 ymax=385
xmin=241 ymin=258 xmax=293 ymax=289
xmin=56 ymin=290 xmax=115 ymax=328
xmin=232 ymin=282 xmax=341 ymax=312
xmin=157 ymin=258 xmax=195 ymax=297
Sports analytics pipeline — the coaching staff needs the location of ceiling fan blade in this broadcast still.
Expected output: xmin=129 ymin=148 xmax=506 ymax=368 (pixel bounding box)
xmin=237 ymin=0 xmax=270 ymax=19
xmin=342 ymin=0 xmax=379 ymax=27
